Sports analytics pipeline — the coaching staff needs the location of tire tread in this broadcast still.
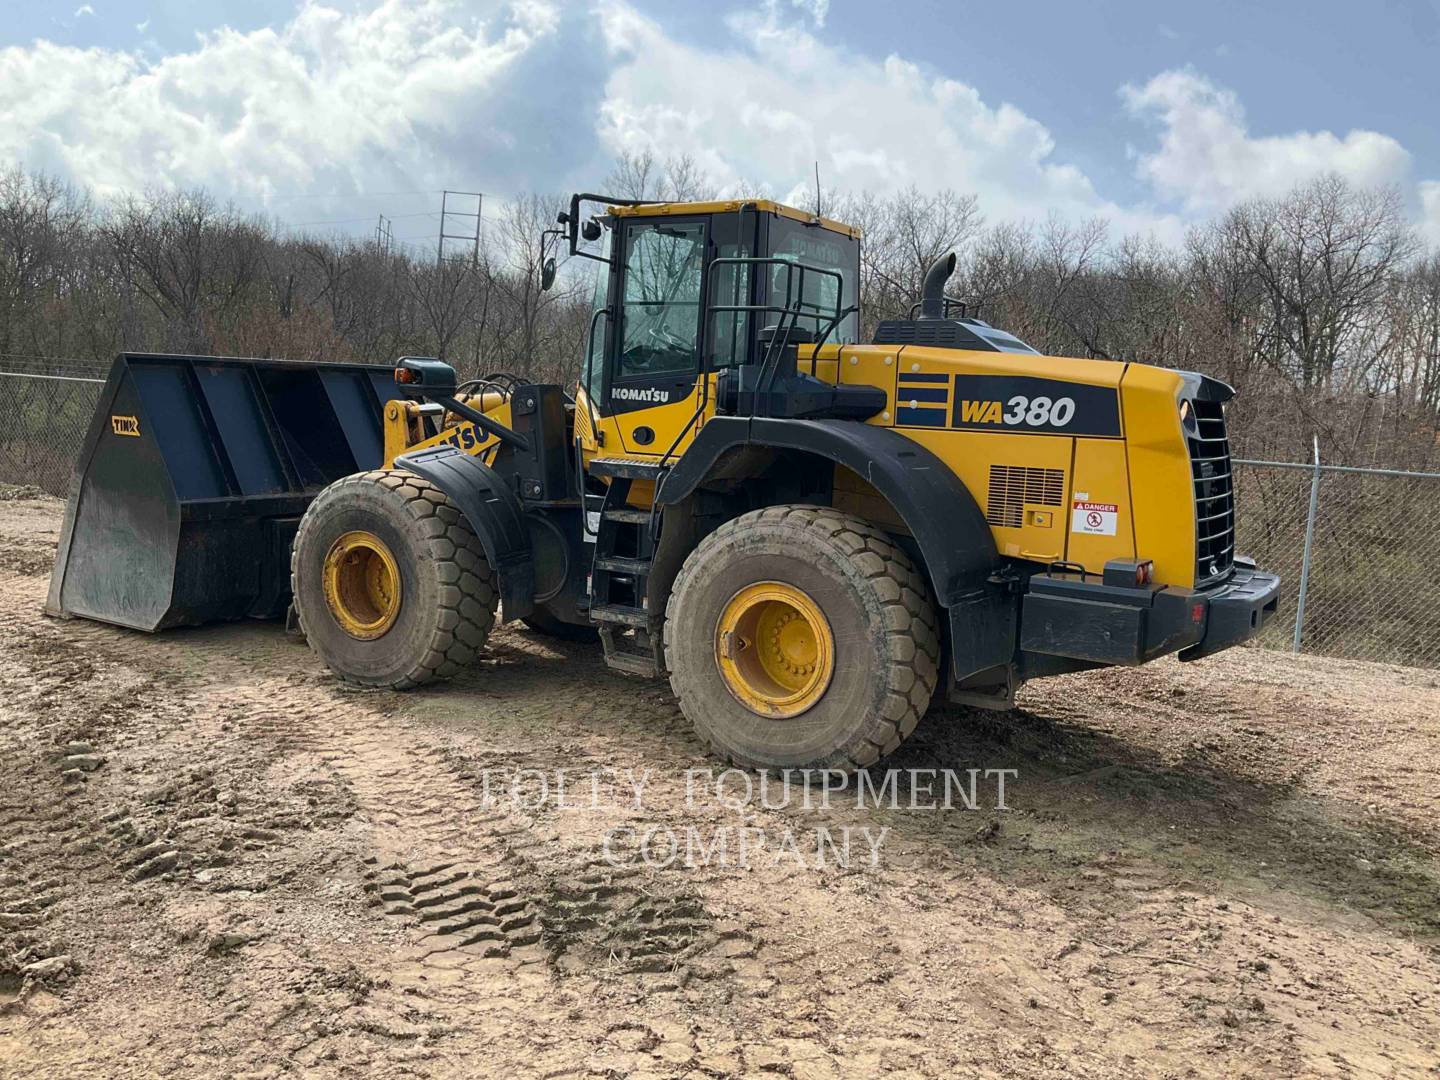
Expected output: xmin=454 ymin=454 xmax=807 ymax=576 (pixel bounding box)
xmin=291 ymin=469 xmax=497 ymax=689
xmin=663 ymin=504 xmax=940 ymax=770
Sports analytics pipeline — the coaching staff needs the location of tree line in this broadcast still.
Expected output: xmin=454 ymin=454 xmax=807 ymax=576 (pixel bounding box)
xmin=2 ymin=158 xmax=1438 ymax=465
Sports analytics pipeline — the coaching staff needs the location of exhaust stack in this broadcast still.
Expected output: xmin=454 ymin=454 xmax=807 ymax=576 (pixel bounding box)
xmin=918 ymin=251 xmax=957 ymax=320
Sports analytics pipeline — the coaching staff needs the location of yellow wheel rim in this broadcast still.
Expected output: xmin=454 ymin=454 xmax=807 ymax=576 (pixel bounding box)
xmin=322 ymin=530 xmax=402 ymax=640
xmin=715 ymin=581 xmax=835 ymax=719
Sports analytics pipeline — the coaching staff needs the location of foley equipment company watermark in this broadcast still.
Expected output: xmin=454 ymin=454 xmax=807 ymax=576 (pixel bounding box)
xmin=474 ymin=766 xmax=1016 ymax=871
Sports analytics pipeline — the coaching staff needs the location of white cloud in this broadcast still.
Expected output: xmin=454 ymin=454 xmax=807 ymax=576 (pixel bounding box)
xmin=595 ymin=2 xmax=1179 ymax=237
xmin=75 ymin=4 xmax=95 ymax=17
xmin=2 ymin=0 xmax=1435 ymax=248
xmin=785 ymin=0 xmax=829 ymax=27
xmin=0 ymin=0 xmax=560 ymax=200
xmin=1122 ymin=68 xmax=1414 ymax=215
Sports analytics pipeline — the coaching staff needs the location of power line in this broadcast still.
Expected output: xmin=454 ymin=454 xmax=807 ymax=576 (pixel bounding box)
xmin=281 ymin=211 xmax=439 ymax=228
xmin=241 ymin=189 xmax=444 ymax=202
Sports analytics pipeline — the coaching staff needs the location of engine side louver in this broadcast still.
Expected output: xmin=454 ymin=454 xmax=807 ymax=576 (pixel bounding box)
xmin=986 ymin=465 xmax=1066 ymax=528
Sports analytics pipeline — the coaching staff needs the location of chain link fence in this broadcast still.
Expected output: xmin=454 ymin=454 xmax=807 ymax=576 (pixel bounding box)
xmin=1234 ymin=454 xmax=1440 ymax=668
xmin=0 ymin=361 xmax=106 ymax=497
xmin=1 ymin=361 xmax=1437 ymax=669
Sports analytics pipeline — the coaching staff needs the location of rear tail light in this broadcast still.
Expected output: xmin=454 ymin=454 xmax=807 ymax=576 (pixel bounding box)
xmin=1103 ymin=559 xmax=1155 ymax=589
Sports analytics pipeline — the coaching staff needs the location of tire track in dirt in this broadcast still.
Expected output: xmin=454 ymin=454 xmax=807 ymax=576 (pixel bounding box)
xmin=0 ymin=570 xmax=751 ymax=1075
xmin=193 ymin=669 xmax=783 ymax=1076
xmin=0 ymin=601 xmax=200 ymax=1005
xmin=0 ymin=573 xmax=538 ymax=1069
xmin=6 ymin=486 xmax=1440 ymax=1077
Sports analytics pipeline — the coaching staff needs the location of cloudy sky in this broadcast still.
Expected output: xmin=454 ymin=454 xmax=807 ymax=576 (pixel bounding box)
xmin=3 ymin=0 xmax=1438 ymax=247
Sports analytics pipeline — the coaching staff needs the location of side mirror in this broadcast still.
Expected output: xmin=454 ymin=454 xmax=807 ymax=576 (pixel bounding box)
xmin=394 ymin=356 xmax=457 ymax=400
xmin=540 ymin=257 xmax=557 ymax=292
xmin=581 ymin=218 xmax=602 ymax=243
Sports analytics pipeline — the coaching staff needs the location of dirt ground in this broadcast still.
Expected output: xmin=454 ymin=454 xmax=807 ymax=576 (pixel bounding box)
xmin=1 ymin=488 xmax=1438 ymax=1079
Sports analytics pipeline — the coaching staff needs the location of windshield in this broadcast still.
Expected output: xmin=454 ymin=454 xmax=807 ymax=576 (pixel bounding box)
xmin=617 ymin=219 xmax=706 ymax=378
xmin=767 ymin=217 xmax=859 ymax=345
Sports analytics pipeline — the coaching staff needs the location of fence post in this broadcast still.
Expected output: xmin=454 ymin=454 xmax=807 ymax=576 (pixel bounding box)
xmin=1292 ymin=435 xmax=1322 ymax=653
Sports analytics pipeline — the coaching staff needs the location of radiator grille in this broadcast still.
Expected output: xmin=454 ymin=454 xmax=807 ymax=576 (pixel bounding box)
xmin=1188 ymin=398 xmax=1236 ymax=583
xmin=986 ymin=465 xmax=1066 ymax=528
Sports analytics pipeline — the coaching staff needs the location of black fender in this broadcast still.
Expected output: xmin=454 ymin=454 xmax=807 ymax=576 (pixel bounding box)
xmin=394 ymin=444 xmax=534 ymax=620
xmin=657 ymin=416 xmax=1013 ymax=681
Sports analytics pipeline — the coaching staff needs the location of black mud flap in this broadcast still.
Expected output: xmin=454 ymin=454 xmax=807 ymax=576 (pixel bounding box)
xmin=46 ymin=353 xmax=402 ymax=632
xmin=392 ymin=443 xmax=536 ymax=620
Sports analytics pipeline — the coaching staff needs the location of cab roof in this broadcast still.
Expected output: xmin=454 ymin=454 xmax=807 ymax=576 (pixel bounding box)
xmin=606 ymin=198 xmax=861 ymax=240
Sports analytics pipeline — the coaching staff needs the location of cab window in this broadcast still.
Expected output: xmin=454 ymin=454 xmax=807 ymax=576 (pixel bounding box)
xmin=583 ymin=226 xmax=612 ymax=404
xmin=617 ymin=219 xmax=707 ymax=379
xmin=767 ymin=217 xmax=859 ymax=344
xmin=708 ymin=237 xmax=752 ymax=370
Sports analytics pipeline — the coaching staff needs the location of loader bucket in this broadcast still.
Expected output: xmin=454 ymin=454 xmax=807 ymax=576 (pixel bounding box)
xmin=45 ymin=353 xmax=404 ymax=632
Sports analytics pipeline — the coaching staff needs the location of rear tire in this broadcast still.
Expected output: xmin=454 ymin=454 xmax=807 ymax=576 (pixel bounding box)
xmin=292 ymin=470 xmax=497 ymax=689
xmin=664 ymin=505 xmax=940 ymax=770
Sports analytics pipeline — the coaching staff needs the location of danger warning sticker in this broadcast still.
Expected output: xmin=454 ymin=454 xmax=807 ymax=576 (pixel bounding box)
xmin=1072 ymin=499 xmax=1118 ymax=536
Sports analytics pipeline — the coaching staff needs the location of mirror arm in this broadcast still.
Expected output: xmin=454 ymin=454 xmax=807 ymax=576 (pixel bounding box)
xmin=565 ymin=192 xmax=649 ymax=265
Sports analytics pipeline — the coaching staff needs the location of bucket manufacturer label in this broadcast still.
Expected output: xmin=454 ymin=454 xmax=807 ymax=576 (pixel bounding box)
xmin=111 ymin=415 xmax=140 ymax=437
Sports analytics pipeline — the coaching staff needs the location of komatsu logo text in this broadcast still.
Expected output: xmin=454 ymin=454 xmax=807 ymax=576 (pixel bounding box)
xmin=437 ymin=423 xmax=488 ymax=452
xmin=613 ymin=387 xmax=670 ymax=403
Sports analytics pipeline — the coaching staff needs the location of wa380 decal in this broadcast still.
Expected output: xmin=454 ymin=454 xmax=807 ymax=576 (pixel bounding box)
xmin=957 ymin=395 xmax=1077 ymax=429
xmin=943 ymin=374 xmax=1123 ymax=438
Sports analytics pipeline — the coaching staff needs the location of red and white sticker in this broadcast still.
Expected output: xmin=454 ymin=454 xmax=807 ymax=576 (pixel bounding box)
xmin=1072 ymin=499 xmax=1118 ymax=536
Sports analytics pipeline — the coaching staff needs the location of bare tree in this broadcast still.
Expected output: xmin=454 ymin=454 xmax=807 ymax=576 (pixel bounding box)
xmin=0 ymin=168 xmax=91 ymax=359
xmin=1227 ymin=175 xmax=1418 ymax=390
xmin=483 ymin=193 xmax=586 ymax=380
xmin=604 ymin=150 xmax=718 ymax=202
xmin=104 ymin=189 xmax=268 ymax=354
xmin=2 ymin=161 xmax=1438 ymax=470
xmin=838 ymin=186 xmax=982 ymax=332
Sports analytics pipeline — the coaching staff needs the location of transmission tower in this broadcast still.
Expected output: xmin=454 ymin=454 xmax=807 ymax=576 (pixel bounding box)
xmin=374 ymin=213 xmax=393 ymax=255
xmin=437 ymin=190 xmax=483 ymax=269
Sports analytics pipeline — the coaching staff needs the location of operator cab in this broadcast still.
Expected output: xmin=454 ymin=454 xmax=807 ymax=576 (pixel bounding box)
xmin=545 ymin=193 xmax=1040 ymax=460
xmin=551 ymin=196 xmax=864 ymax=444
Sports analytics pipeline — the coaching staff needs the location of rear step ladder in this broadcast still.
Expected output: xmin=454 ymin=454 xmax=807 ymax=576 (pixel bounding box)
xmin=587 ymin=458 xmax=668 ymax=677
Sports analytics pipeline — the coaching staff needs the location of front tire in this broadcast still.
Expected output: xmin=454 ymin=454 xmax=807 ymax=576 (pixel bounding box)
xmin=664 ymin=505 xmax=940 ymax=770
xmin=292 ymin=470 xmax=497 ymax=689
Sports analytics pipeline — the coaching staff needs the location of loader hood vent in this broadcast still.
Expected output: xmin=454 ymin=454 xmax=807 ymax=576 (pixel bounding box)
xmin=986 ymin=464 xmax=1065 ymax=528
xmin=872 ymin=317 xmax=1039 ymax=354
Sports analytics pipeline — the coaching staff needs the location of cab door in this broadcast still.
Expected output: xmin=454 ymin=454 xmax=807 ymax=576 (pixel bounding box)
xmin=603 ymin=216 xmax=709 ymax=457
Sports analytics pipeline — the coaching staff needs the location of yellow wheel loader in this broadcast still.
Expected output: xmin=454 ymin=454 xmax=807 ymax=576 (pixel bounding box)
xmin=48 ymin=194 xmax=1280 ymax=770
